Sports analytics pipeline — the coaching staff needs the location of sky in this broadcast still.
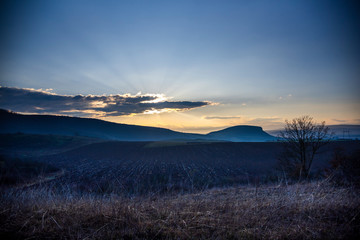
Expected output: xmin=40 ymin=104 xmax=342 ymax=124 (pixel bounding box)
xmin=0 ymin=0 xmax=359 ymax=133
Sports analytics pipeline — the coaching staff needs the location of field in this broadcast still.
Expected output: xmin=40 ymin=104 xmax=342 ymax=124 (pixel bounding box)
xmin=32 ymin=140 xmax=360 ymax=195
xmin=1 ymin=134 xmax=360 ymax=239
xmin=0 ymin=133 xmax=101 ymax=158
xmin=1 ymin=181 xmax=359 ymax=239
xmin=36 ymin=141 xmax=282 ymax=195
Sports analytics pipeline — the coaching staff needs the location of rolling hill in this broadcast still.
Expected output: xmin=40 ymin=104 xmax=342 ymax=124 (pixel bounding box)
xmin=0 ymin=109 xmax=201 ymax=141
xmin=0 ymin=109 xmax=276 ymax=142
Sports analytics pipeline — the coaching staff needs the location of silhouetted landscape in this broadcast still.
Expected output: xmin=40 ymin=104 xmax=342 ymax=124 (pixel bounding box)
xmin=0 ymin=109 xmax=277 ymax=142
xmin=1 ymin=110 xmax=360 ymax=239
xmin=1 ymin=1 xmax=360 ymax=238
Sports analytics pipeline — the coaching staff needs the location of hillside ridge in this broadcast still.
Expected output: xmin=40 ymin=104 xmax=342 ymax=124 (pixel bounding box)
xmin=1 ymin=109 xmax=275 ymax=142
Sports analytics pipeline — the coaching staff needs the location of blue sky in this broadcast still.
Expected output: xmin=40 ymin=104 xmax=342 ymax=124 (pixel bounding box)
xmin=1 ymin=0 xmax=359 ymax=133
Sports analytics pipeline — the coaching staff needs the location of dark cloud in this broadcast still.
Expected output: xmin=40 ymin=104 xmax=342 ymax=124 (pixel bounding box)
xmin=0 ymin=87 xmax=211 ymax=117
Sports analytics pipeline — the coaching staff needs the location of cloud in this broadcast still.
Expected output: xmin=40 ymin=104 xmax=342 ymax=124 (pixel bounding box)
xmin=247 ymin=117 xmax=282 ymax=124
xmin=204 ymin=116 xmax=241 ymax=120
xmin=0 ymin=86 xmax=211 ymax=117
xmin=332 ymin=119 xmax=360 ymax=124
xmin=278 ymin=94 xmax=293 ymax=101
xmin=331 ymin=119 xmax=348 ymax=123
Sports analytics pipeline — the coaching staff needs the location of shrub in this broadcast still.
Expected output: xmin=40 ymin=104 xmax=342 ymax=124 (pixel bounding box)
xmin=328 ymin=148 xmax=360 ymax=186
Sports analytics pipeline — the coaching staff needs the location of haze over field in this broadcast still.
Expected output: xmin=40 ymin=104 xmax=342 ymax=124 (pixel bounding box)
xmin=1 ymin=0 xmax=359 ymax=132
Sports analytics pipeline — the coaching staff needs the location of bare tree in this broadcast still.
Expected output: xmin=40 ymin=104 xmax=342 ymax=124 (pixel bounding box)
xmin=279 ymin=116 xmax=330 ymax=180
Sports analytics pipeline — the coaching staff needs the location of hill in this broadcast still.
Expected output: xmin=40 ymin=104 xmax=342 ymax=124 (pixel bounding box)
xmin=206 ymin=125 xmax=275 ymax=142
xmin=268 ymin=124 xmax=360 ymax=140
xmin=0 ymin=109 xmax=201 ymax=141
xmin=327 ymin=125 xmax=360 ymax=140
xmin=0 ymin=109 xmax=276 ymax=142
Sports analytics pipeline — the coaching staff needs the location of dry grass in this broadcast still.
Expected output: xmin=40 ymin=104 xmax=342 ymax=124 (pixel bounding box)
xmin=1 ymin=181 xmax=359 ymax=239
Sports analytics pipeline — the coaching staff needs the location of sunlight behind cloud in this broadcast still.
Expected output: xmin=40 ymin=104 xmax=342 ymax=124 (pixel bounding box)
xmin=0 ymin=87 xmax=212 ymax=117
xmin=140 ymin=94 xmax=168 ymax=104
xmin=143 ymin=108 xmax=178 ymax=115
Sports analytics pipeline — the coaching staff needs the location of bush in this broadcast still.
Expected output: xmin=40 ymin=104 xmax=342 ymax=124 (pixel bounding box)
xmin=328 ymin=148 xmax=360 ymax=186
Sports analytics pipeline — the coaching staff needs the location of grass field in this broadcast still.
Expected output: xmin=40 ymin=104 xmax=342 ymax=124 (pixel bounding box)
xmin=1 ymin=180 xmax=359 ymax=239
xmin=31 ymin=140 xmax=360 ymax=195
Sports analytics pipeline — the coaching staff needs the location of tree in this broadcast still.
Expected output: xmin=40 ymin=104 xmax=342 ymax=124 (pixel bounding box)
xmin=279 ymin=116 xmax=330 ymax=180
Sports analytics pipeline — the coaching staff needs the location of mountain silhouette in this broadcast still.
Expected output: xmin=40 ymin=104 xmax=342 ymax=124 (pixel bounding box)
xmin=206 ymin=125 xmax=275 ymax=142
xmin=0 ymin=109 xmax=276 ymax=142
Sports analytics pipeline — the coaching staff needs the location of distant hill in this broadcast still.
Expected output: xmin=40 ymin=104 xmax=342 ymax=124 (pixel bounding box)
xmin=206 ymin=125 xmax=276 ymax=142
xmin=268 ymin=125 xmax=360 ymax=140
xmin=327 ymin=125 xmax=360 ymax=140
xmin=0 ymin=109 xmax=276 ymax=142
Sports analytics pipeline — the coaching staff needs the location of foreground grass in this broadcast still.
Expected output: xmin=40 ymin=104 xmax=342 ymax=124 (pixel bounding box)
xmin=1 ymin=181 xmax=359 ymax=239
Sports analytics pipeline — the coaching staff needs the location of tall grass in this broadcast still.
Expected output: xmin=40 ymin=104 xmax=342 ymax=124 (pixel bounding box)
xmin=1 ymin=180 xmax=359 ymax=239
